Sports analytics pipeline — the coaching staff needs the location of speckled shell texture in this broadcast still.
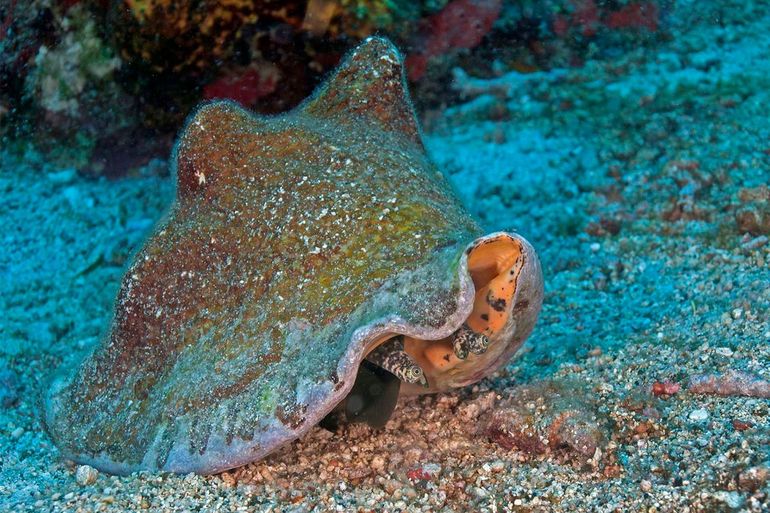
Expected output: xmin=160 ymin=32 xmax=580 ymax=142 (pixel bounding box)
xmin=44 ymin=37 xmax=541 ymax=475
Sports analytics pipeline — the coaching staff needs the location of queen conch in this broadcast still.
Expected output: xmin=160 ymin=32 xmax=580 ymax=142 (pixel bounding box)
xmin=44 ymin=36 xmax=543 ymax=475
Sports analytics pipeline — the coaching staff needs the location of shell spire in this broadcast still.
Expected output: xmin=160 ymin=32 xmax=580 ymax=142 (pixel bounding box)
xmin=301 ymin=36 xmax=422 ymax=147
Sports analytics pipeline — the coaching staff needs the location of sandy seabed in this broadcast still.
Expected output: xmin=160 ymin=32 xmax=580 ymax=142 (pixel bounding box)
xmin=1 ymin=1 xmax=768 ymax=511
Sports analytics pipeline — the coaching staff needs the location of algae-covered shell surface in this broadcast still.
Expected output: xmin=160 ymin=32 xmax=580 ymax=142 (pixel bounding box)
xmin=43 ymin=37 xmax=543 ymax=475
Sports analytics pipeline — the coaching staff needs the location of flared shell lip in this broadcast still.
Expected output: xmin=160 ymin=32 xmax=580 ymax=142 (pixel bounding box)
xmin=43 ymin=231 xmax=541 ymax=475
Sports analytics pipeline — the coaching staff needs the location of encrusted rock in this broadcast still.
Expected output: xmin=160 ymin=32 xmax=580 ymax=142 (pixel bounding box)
xmin=482 ymin=380 xmax=611 ymax=463
xmin=549 ymin=410 xmax=607 ymax=457
xmin=484 ymin=405 xmax=547 ymax=455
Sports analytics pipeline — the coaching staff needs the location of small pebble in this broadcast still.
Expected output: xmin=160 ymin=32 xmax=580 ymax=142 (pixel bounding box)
xmin=640 ymin=480 xmax=652 ymax=492
xmin=11 ymin=427 xmax=24 ymax=439
xmin=688 ymin=408 xmax=709 ymax=422
xmin=489 ymin=460 xmax=506 ymax=473
xmin=370 ymin=455 xmax=386 ymax=473
xmin=406 ymin=462 xmax=442 ymax=481
xmin=76 ymin=464 xmax=99 ymax=486
xmin=652 ymin=381 xmax=680 ymax=396
xmin=741 ymin=235 xmax=768 ymax=250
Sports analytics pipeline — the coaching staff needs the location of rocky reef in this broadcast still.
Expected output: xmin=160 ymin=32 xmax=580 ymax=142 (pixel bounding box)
xmin=2 ymin=0 xmax=666 ymax=174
